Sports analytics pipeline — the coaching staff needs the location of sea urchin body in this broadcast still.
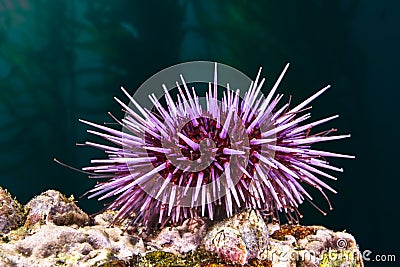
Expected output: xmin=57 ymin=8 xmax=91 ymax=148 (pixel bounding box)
xmin=80 ymin=63 xmax=353 ymax=228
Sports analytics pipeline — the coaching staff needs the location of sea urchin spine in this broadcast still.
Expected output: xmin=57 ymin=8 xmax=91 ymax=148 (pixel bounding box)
xmin=80 ymin=63 xmax=353 ymax=227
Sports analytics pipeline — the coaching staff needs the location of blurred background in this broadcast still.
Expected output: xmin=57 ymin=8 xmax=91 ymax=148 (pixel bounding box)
xmin=0 ymin=0 xmax=398 ymax=264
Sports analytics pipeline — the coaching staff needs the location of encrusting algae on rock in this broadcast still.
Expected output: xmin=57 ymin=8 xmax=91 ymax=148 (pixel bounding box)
xmin=0 ymin=186 xmax=26 ymax=234
xmin=24 ymin=189 xmax=90 ymax=227
xmin=0 ymin=188 xmax=363 ymax=266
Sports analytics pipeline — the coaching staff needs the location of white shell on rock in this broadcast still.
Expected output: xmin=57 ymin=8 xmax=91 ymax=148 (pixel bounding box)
xmin=203 ymin=209 xmax=269 ymax=265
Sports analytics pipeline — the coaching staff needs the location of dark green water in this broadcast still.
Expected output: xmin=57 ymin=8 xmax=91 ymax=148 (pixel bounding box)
xmin=0 ymin=1 xmax=398 ymax=263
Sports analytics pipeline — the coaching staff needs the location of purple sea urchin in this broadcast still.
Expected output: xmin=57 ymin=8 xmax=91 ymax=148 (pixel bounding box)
xmin=80 ymin=63 xmax=353 ymax=228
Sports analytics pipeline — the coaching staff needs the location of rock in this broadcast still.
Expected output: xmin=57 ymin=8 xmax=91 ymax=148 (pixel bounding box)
xmin=203 ymin=209 xmax=269 ymax=265
xmin=24 ymin=190 xmax=90 ymax=227
xmin=0 ymin=224 xmax=145 ymax=266
xmin=149 ymin=217 xmax=207 ymax=255
xmin=93 ymin=209 xmax=118 ymax=226
xmin=0 ymin=187 xmax=25 ymax=234
xmin=203 ymin=212 xmax=363 ymax=267
xmin=0 ymin=188 xmax=364 ymax=266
